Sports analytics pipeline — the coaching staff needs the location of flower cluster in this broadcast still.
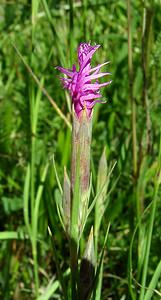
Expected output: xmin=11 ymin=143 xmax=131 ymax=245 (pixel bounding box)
xmin=56 ymin=43 xmax=111 ymax=118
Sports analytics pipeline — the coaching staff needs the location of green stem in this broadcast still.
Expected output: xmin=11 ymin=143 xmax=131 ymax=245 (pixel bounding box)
xmin=50 ymin=235 xmax=68 ymax=300
xmin=139 ymin=176 xmax=160 ymax=299
xmin=127 ymin=3 xmax=138 ymax=299
xmin=32 ymin=241 xmax=39 ymax=297
xmin=139 ymin=134 xmax=161 ymax=299
xmin=82 ymin=0 xmax=87 ymax=40
xmin=69 ymin=0 xmax=74 ymax=63
xmin=70 ymin=238 xmax=78 ymax=300
xmin=31 ymin=134 xmax=36 ymax=218
xmin=31 ymin=0 xmax=39 ymax=296
xmin=127 ymin=0 xmax=137 ymax=177
xmin=141 ymin=5 xmax=153 ymax=154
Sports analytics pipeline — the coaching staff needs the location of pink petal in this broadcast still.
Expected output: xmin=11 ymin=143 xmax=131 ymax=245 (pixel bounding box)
xmin=83 ymin=81 xmax=111 ymax=91
xmin=86 ymin=72 xmax=111 ymax=81
xmin=80 ymin=93 xmax=102 ymax=101
xmin=56 ymin=66 xmax=73 ymax=78
xmin=86 ymin=99 xmax=103 ymax=108
xmin=89 ymin=61 xmax=110 ymax=73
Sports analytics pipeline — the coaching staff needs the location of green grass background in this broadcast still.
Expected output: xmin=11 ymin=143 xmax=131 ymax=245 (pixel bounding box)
xmin=0 ymin=0 xmax=161 ymax=299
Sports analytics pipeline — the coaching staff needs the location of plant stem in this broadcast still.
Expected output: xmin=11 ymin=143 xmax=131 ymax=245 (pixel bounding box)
xmin=141 ymin=5 xmax=153 ymax=154
xmin=139 ymin=135 xmax=161 ymax=299
xmin=69 ymin=0 xmax=74 ymax=63
xmin=127 ymin=3 xmax=139 ymax=298
xmin=70 ymin=112 xmax=92 ymax=299
xmin=127 ymin=0 xmax=137 ymax=178
xmin=32 ymin=241 xmax=39 ymax=297
xmin=31 ymin=133 xmax=36 ymax=217
xmin=70 ymin=238 xmax=78 ymax=300
xmin=82 ymin=0 xmax=87 ymax=40
xmin=31 ymin=0 xmax=39 ymax=296
xmin=139 ymin=175 xmax=160 ymax=299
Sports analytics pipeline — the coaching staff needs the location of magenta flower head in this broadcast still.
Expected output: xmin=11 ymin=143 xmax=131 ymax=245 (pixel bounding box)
xmin=56 ymin=43 xmax=111 ymax=118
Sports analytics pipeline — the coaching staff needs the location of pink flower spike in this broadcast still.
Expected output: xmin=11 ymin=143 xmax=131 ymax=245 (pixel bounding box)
xmin=56 ymin=42 xmax=111 ymax=118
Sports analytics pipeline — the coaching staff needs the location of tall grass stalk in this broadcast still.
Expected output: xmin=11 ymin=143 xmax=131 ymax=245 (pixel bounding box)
xmin=144 ymin=260 xmax=161 ymax=300
xmin=127 ymin=2 xmax=143 ymax=289
xmin=20 ymin=1 xmax=45 ymax=295
xmin=30 ymin=0 xmax=39 ymax=295
xmin=139 ymin=136 xmax=161 ymax=299
xmin=127 ymin=0 xmax=137 ymax=178
xmin=82 ymin=0 xmax=88 ymax=40
xmin=69 ymin=0 xmax=74 ymax=63
xmin=141 ymin=4 xmax=153 ymax=155
xmin=128 ymin=200 xmax=152 ymax=300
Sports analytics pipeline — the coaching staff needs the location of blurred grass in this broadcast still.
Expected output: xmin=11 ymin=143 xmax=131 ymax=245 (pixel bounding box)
xmin=0 ymin=0 xmax=161 ymax=299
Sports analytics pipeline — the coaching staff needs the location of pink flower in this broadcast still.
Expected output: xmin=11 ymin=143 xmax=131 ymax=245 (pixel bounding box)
xmin=56 ymin=43 xmax=111 ymax=118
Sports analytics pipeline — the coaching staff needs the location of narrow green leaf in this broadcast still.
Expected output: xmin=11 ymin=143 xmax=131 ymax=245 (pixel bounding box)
xmin=32 ymin=77 xmax=44 ymax=133
xmin=144 ymin=260 xmax=161 ymax=300
xmin=95 ymin=263 xmax=103 ymax=300
xmin=128 ymin=201 xmax=153 ymax=300
xmin=55 ymin=189 xmax=65 ymax=231
xmin=0 ymin=231 xmax=26 ymax=240
xmin=92 ymin=223 xmax=110 ymax=300
xmin=53 ymin=155 xmax=63 ymax=196
xmin=139 ymin=135 xmax=161 ymax=300
xmin=95 ymin=148 xmax=108 ymax=236
xmin=37 ymin=266 xmax=70 ymax=300
xmin=33 ymin=163 xmax=49 ymax=238
xmin=88 ymin=166 xmax=118 ymax=219
xmin=63 ymin=167 xmax=71 ymax=233
xmin=23 ymin=165 xmax=31 ymax=237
